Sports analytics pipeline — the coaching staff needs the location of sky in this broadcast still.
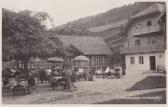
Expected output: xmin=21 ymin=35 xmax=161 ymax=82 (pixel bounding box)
xmin=1 ymin=0 xmax=156 ymax=27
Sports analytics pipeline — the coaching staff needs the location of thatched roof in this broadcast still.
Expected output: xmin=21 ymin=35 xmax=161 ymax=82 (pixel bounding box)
xmin=132 ymin=3 xmax=165 ymax=18
xmin=54 ymin=35 xmax=112 ymax=55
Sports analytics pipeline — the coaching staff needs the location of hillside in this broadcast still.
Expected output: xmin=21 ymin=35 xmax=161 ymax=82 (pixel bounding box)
xmin=52 ymin=2 xmax=155 ymax=35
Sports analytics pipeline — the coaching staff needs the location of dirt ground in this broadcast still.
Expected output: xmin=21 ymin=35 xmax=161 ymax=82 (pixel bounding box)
xmin=2 ymin=72 xmax=166 ymax=104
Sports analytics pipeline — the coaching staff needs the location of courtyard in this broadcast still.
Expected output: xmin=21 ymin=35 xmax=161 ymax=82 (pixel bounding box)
xmin=2 ymin=72 xmax=166 ymax=104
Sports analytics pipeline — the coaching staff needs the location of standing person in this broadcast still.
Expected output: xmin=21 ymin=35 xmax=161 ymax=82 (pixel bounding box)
xmin=71 ymin=67 xmax=77 ymax=82
xmin=39 ymin=69 xmax=46 ymax=83
xmin=27 ymin=72 xmax=39 ymax=93
xmin=89 ymin=67 xmax=95 ymax=81
xmin=83 ymin=68 xmax=89 ymax=81
xmin=66 ymin=67 xmax=77 ymax=91
xmin=46 ymin=68 xmax=51 ymax=83
xmin=102 ymin=66 xmax=106 ymax=79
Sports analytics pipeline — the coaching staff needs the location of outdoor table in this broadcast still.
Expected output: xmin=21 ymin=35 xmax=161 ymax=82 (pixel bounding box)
xmin=51 ymin=76 xmax=63 ymax=83
xmin=52 ymin=76 xmax=62 ymax=80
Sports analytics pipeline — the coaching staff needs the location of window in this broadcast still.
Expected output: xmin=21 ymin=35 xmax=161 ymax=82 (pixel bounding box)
xmin=130 ymin=57 xmax=135 ymax=64
xmin=102 ymin=56 xmax=104 ymax=66
xmin=97 ymin=56 xmax=100 ymax=66
xmin=151 ymin=38 xmax=156 ymax=44
xmin=147 ymin=21 xmax=152 ymax=26
xmin=104 ymin=56 xmax=107 ymax=66
xmin=99 ymin=56 xmax=102 ymax=66
xmin=127 ymin=40 xmax=130 ymax=46
xmin=139 ymin=56 xmax=144 ymax=64
xmin=95 ymin=56 xmax=98 ymax=66
xmin=148 ymin=37 xmax=156 ymax=45
xmin=135 ymin=39 xmax=140 ymax=46
xmin=93 ymin=56 xmax=96 ymax=66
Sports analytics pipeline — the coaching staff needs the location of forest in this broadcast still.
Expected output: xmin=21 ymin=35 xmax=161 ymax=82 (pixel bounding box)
xmin=53 ymin=2 xmax=156 ymax=35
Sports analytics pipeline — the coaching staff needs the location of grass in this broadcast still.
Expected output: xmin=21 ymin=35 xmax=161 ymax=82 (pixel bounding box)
xmin=127 ymin=76 xmax=166 ymax=91
xmin=96 ymin=75 xmax=166 ymax=104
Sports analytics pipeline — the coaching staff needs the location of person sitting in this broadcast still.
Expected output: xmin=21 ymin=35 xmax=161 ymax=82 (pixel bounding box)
xmin=63 ymin=67 xmax=77 ymax=91
xmin=107 ymin=70 xmax=112 ymax=79
xmin=113 ymin=64 xmax=122 ymax=78
xmin=14 ymin=68 xmax=27 ymax=79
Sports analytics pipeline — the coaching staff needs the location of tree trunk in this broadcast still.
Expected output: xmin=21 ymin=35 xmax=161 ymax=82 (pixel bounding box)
xmin=16 ymin=59 xmax=19 ymax=70
xmin=23 ymin=60 xmax=29 ymax=75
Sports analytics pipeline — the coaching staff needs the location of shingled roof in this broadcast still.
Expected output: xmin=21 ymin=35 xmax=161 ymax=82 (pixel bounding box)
xmin=132 ymin=3 xmax=165 ymax=18
xmin=54 ymin=35 xmax=112 ymax=55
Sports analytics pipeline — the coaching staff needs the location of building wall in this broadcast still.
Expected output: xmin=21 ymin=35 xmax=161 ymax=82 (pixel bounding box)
xmin=124 ymin=14 xmax=165 ymax=48
xmin=123 ymin=13 xmax=166 ymax=75
xmin=125 ymin=52 xmax=165 ymax=75
xmin=125 ymin=33 xmax=165 ymax=48
xmin=67 ymin=55 xmax=107 ymax=69
xmin=66 ymin=57 xmax=74 ymax=66
xmin=87 ymin=55 xmax=107 ymax=69
xmin=127 ymin=14 xmax=159 ymax=38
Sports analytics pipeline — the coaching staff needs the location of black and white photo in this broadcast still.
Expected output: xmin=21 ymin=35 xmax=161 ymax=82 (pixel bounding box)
xmin=1 ymin=0 xmax=166 ymax=104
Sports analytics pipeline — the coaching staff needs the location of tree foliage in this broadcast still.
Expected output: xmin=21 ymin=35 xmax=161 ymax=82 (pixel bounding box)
xmin=2 ymin=8 xmax=62 ymax=70
xmin=53 ymin=2 xmax=154 ymax=35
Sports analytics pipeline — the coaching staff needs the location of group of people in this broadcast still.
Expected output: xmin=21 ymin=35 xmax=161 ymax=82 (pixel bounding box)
xmin=2 ymin=68 xmax=39 ymax=93
xmin=2 ymin=66 xmax=78 ymax=94
xmin=105 ymin=64 xmax=124 ymax=79
xmin=43 ymin=66 xmax=78 ymax=91
xmin=2 ymin=65 xmax=100 ymax=94
xmin=95 ymin=64 xmax=124 ymax=79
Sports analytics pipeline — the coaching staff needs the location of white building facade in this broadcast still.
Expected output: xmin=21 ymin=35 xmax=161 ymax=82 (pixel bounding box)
xmin=120 ymin=3 xmax=166 ymax=75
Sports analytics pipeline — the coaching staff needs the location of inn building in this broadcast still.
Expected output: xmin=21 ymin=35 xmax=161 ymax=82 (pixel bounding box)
xmin=120 ymin=3 xmax=166 ymax=74
xmin=54 ymin=35 xmax=112 ymax=69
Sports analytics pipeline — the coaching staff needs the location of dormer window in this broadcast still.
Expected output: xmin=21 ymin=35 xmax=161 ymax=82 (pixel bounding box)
xmin=135 ymin=24 xmax=142 ymax=29
xmin=147 ymin=20 xmax=152 ymax=26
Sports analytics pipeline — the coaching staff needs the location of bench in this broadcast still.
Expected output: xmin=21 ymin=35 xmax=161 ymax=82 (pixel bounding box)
xmin=157 ymin=65 xmax=166 ymax=73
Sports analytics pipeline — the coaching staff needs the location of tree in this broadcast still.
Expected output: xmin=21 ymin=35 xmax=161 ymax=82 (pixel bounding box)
xmin=2 ymin=8 xmax=61 ymax=71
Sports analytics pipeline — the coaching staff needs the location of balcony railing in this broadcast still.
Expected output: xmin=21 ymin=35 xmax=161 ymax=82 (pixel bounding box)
xmin=131 ymin=25 xmax=163 ymax=36
xmin=120 ymin=44 xmax=166 ymax=54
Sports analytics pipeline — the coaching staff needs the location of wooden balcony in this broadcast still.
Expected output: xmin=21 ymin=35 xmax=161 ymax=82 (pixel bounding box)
xmin=131 ymin=25 xmax=163 ymax=36
xmin=120 ymin=44 xmax=166 ymax=54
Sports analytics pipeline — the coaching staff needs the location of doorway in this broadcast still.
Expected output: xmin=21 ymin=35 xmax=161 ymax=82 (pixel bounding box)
xmin=150 ymin=56 xmax=156 ymax=70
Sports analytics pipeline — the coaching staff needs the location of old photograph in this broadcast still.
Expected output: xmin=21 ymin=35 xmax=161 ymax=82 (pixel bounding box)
xmin=2 ymin=0 xmax=166 ymax=104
